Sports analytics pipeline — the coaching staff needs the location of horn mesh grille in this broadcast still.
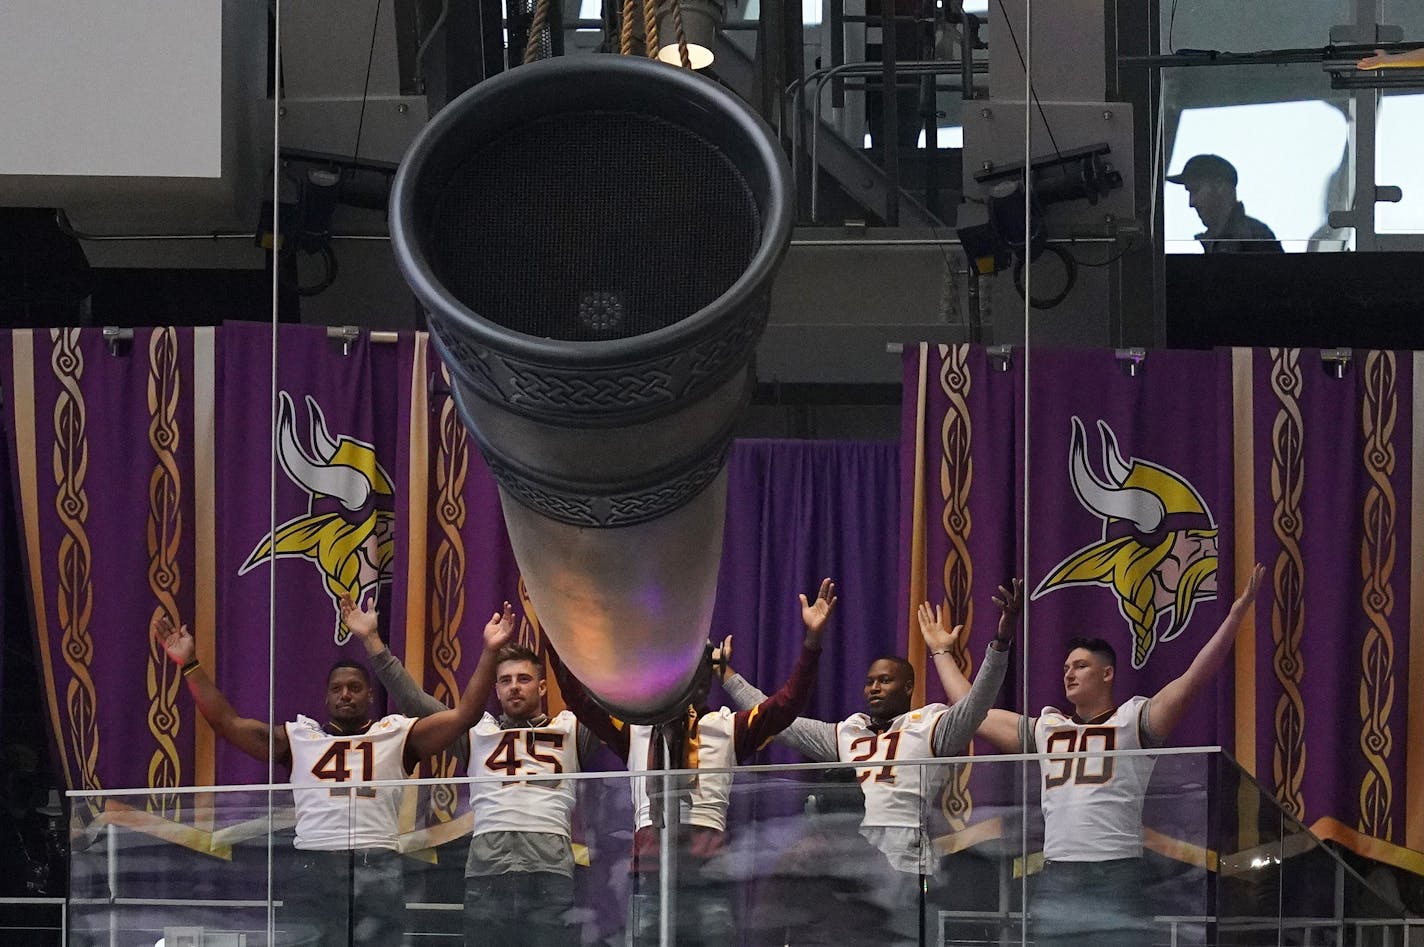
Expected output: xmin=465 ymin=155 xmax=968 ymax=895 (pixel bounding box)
xmin=429 ymin=111 xmax=761 ymax=343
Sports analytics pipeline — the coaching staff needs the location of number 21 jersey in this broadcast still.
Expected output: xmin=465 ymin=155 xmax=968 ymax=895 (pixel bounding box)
xmin=835 ymin=704 xmax=950 ymax=829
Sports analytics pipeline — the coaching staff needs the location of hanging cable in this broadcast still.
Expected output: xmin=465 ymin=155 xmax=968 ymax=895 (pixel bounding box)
xmin=669 ymin=0 xmax=692 ymax=69
xmin=524 ymin=0 xmax=553 ymax=64
xmin=351 ymin=0 xmax=383 ymax=164
xmin=642 ymin=0 xmax=660 ymax=58
xmin=621 ymin=0 xmax=637 ymax=56
xmin=996 ymin=0 xmax=1065 ymax=158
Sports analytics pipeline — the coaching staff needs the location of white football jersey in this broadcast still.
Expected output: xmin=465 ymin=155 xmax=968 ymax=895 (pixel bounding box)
xmin=835 ymin=704 xmax=949 ymax=829
xmin=286 ymin=714 xmax=414 ymax=851
xmin=629 ymin=710 xmax=735 ymax=833
xmin=1033 ymin=695 xmax=1157 ymax=861
xmin=467 ymin=710 xmax=580 ymax=838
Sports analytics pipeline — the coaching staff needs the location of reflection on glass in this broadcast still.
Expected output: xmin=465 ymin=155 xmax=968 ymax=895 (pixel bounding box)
xmin=69 ymin=749 xmax=1419 ymax=947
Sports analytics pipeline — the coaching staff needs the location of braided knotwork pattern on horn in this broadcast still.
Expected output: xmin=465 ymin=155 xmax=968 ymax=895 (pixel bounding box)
xmin=484 ymin=442 xmax=729 ymax=528
xmin=432 ymin=301 xmax=763 ymax=421
xmin=504 ymin=368 xmax=676 ymax=410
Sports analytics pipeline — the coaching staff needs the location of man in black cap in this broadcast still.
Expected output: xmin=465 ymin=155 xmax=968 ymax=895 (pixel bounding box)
xmin=1167 ymin=154 xmax=1282 ymax=253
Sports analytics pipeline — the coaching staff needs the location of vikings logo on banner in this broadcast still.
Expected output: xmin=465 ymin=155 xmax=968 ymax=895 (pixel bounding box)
xmin=1034 ymin=417 xmax=1219 ymax=669
xmin=239 ymin=391 xmax=396 ymax=644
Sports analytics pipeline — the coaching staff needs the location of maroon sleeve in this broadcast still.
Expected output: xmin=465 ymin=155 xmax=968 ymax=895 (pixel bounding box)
xmin=546 ymin=644 xmax=630 ymax=762
xmin=731 ymin=644 xmax=821 ymax=762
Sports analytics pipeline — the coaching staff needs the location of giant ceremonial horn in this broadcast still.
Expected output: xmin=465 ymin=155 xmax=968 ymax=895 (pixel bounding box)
xmin=390 ymin=55 xmax=793 ymax=723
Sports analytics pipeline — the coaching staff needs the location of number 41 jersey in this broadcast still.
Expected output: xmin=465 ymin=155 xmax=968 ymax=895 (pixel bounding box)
xmin=285 ymin=713 xmax=415 ymax=851
xmin=468 ymin=710 xmax=580 ymax=838
xmin=1033 ymin=695 xmax=1157 ymax=862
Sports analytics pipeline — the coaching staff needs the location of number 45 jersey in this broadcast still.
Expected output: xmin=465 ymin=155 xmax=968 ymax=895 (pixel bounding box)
xmin=468 ymin=710 xmax=580 ymax=838
xmin=285 ymin=714 xmax=416 ymax=851
xmin=1032 ymin=695 xmax=1158 ymax=862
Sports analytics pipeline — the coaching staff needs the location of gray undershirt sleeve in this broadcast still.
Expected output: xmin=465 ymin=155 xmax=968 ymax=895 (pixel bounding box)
xmin=722 ymin=672 xmax=838 ymax=762
xmin=930 ymin=642 xmax=1010 ymax=756
xmin=369 ymin=647 xmax=470 ymax=765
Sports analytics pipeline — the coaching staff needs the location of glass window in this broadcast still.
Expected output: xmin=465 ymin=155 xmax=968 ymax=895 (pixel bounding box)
xmin=1376 ymin=93 xmax=1424 ymax=235
xmin=1160 ymin=0 xmax=1353 ymax=54
xmin=1166 ymin=100 xmax=1349 ymax=253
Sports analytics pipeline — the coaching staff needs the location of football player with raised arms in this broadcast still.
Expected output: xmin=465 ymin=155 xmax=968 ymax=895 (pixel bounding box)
xmin=343 ymin=594 xmax=628 ymax=947
xmin=152 ymin=601 xmax=515 ymax=945
xmin=721 ymin=578 xmax=1022 ymax=945
xmin=925 ymin=564 xmax=1264 ymax=946
xmin=549 ymin=578 xmax=836 ymax=946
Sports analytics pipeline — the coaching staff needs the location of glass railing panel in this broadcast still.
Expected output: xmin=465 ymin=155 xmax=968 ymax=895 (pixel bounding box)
xmin=68 ymin=748 xmax=1411 ymax=946
xmin=1014 ymin=747 xmax=1211 ymax=947
xmin=1213 ymin=755 xmax=1410 ymax=946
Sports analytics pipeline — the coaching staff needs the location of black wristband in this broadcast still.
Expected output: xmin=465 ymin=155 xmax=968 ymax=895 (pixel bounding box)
xmin=181 ymin=658 xmax=200 ymax=677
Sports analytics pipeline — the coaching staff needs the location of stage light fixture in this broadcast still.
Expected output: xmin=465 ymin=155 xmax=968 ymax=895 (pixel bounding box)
xmin=656 ymin=0 xmax=725 ymax=70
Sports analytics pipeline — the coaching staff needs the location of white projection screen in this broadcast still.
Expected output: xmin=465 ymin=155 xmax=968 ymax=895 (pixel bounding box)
xmin=0 ymin=0 xmax=222 ymax=177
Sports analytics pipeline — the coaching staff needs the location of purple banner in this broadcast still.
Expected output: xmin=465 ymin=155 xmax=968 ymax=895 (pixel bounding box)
xmin=902 ymin=342 xmax=1424 ymax=872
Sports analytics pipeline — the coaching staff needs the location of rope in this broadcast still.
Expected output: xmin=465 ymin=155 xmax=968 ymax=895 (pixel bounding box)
xmin=522 ymin=0 xmax=552 ymax=65
xmin=642 ymin=0 xmax=660 ymax=58
xmin=620 ymin=0 xmax=636 ymax=56
xmin=669 ymin=0 xmax=691 ymax=68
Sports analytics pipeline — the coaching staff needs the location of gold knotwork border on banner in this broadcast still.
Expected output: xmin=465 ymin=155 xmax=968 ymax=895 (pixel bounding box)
xmin=51 ymin=327 xmax=102 ymax=796
xmin=145 ymin=327 xmax=185 ymax=820
xmin=1409 ymin=353 xmax=1424 ymax=853
xmin=427 ymin=361 xmax=470 ymax=824
xmin=1268 ymin=347 xmax=1306 ymax=821
xmin=937 ymin=344 xmax=976 ymax=832
xmin=1357 ymin=350 xmax=1397 ymax=840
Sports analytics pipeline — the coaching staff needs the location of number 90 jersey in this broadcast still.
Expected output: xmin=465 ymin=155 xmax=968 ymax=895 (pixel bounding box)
xmin=468 ymin=710 xmax=579 ymax=838
xmin=1033 ymin=695 xmax=1157 ymax=862
xmin=286 ymin=714 xmax=415 ymax=851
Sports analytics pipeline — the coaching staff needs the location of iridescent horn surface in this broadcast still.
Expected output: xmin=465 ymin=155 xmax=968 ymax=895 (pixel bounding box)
xmin=390 ymin=55 xmax=793 ymax=723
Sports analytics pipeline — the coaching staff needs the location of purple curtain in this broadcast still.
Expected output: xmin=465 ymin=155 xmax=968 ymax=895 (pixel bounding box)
xmin=712 ymin=438 xmax=902 ymax=763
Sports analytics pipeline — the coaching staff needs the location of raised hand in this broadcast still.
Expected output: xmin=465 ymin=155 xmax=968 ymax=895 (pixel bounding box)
xmin=711 ymin=634 xmax=733 ymax=681
xmin=484 ymin=601 xmax=516 ymax=653
xmin=1231 ymin=563 xmax=1266 ymax=615
xmin=800 ymin=577 xmax=838 ymax=641
xmin=917 ymin=602 xmax=961 ymax=653
xmin=151 ymin=613 xmax=195 ymax=667
xmin=992 ymin=579 xmax=1024 ymax=645
xmin=339 ymin=593 xmax=380 ymax=648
